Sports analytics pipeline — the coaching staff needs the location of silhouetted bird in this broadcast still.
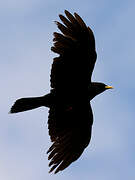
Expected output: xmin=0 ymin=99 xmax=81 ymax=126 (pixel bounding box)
xmin=10 ymin=10 xmax=113 ymax=174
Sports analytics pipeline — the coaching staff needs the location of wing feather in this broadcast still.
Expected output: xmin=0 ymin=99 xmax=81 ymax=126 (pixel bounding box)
xmin=48 ymin=10 xmax=95 ymax=173
xmin=50 ymin=10 xmax=97 ymax=93
xmin=65 ymin=10 xmax=80 ymax=28
xmin=47 ymin=103 xmax=93 ymax=173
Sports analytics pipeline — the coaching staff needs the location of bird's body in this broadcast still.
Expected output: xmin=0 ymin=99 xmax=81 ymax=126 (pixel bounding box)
xmin=10 ymin=10 xmax=113 ymax=174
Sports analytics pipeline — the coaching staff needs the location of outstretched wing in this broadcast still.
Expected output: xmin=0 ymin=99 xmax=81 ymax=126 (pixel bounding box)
xmin=47 ymin=103 xmax=93 ymax=174
xmin=50 ymin=10 xmax=97 ymax=94
xmin=47 ymin=10 xmax=95 ymax=173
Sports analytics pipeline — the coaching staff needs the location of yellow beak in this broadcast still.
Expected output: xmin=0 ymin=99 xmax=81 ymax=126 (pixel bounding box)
xmin=105 ymin=85 xmax=114 ymax=89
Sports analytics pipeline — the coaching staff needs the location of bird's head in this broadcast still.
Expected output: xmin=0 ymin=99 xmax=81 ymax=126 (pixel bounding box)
xmin=88 ymin=82 xmax=113 ymax=100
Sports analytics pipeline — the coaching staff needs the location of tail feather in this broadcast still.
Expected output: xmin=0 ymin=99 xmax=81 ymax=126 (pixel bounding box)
xmin=10 ymin=94 xmax=52 ymax=113
xmin=10 ymin=97 xmax=43 ymax=113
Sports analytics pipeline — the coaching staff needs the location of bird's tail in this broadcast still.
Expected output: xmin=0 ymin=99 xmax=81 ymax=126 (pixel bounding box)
xmin=10 ymin=94 xmax=51 ymax=113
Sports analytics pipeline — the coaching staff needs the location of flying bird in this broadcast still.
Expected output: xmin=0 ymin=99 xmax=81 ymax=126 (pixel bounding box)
xmin=10 ymin=10 xmax=113 ymax=174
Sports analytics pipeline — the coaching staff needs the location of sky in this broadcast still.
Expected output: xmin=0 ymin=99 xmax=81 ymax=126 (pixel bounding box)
xmin=1 ymin=0 xmax=135 ymax=179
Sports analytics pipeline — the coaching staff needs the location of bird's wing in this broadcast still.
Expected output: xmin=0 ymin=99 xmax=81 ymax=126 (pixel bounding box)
xmin=50 ymin=10 xmax=97 ymax=94
xmin=47 ymin=103 xmax=93 ymax=173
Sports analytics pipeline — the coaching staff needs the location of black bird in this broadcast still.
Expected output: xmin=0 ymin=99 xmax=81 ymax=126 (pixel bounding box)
xmin=10 ymin=10 xmax=113 ymax=174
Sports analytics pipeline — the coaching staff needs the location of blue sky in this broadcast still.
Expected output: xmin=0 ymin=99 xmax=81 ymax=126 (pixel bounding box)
xmin=1 ymin=0 xmax=135 ymax=179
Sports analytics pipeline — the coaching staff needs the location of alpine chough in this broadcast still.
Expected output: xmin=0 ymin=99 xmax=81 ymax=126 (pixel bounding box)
xmin=10 ymin=10 xmax=113 ymax=174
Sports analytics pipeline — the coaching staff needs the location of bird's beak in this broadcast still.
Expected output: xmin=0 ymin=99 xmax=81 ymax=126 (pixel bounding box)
xmin=105 ymin=85 xmax=113 ymax=89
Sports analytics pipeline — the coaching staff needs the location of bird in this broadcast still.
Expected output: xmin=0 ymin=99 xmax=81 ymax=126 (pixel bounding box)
xmin=10 ymin=10 xmax=113 ymax=174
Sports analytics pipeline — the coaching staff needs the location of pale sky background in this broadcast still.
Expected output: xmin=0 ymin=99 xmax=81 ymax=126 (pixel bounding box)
xmin=1 ymin=0 xmax=135 ymax=179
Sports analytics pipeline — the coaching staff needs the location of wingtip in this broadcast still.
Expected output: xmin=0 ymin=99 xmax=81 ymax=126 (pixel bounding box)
xmin=54 ymin=169 xmax=60 ymax=174
xmin=64 ymin=10 xmax=70 ymax=16
xmin=48 ymin=169 xmax=52 ymax=174
xmin=74 ymin=12 xmax=78 ymax=16
xmin=48 ymin=164 xmax=58 ymax=174
xmin=59 ymin=14 xmax=63 ymax=18
xmin=64 ymin=9 xmax=68 ymax=14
